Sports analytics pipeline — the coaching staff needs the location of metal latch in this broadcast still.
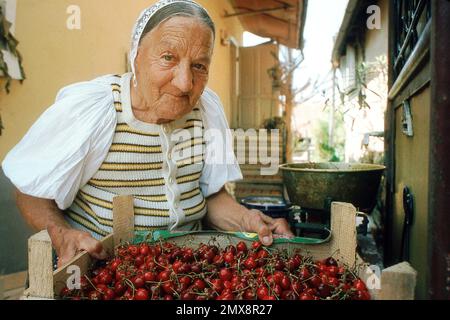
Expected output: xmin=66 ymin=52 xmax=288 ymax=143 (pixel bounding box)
xmin=402 ymin=100 xmax=414 ymax=137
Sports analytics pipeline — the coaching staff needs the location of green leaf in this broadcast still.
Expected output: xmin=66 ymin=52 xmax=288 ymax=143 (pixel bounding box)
xmin=0 ymin=6 xmax=26 ymax=128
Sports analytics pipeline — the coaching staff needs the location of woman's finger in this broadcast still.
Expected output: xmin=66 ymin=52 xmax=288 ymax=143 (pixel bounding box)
xmin=78 ymin=235 xmax=108 ymax=260
xmin=57 ymin=245 xmax=77 ymax=268
xmin=272 ymin=218 xmax=295 ymax=238
xmin=248 ymin=213 xmax=273 ymax=246
xmin=257 ymin=224 xmax=273 ymax=246
xmin=255 ymin=211 xmax=274 ymax=225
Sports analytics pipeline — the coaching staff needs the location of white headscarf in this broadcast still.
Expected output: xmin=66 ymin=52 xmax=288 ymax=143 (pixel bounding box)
xmin=129 ymin=0 xmax=207 ymax=86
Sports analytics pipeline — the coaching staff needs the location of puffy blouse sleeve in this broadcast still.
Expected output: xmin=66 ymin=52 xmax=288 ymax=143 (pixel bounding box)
xmin=1 ymin=76 xmax=117 ymax=210
xmin=199 ymin=88 xmax=243 ymax=198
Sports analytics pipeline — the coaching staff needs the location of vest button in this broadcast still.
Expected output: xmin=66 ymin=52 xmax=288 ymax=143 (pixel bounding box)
xmin=163 ymin=125 xmax=170 ymax=134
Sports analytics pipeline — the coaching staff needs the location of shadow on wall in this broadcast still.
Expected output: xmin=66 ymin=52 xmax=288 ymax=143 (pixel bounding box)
xmin=0 ymin=168 xmax=33 ymax=275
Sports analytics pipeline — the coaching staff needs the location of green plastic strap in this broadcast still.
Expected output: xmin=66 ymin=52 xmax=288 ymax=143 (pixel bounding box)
xmin=133 ymin=230 xmax=330 ymax=245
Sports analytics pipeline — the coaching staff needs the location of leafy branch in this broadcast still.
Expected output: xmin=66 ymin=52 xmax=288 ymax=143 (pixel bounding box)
xmin=339 ymin=56 xmax=388 ymax=111
xmin=0 ymin=6 xmax=26 ymax=135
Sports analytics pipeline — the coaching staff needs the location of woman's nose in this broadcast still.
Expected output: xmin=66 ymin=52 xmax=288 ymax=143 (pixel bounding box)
xmin=172 ymin=63 xmax=194 ymax=93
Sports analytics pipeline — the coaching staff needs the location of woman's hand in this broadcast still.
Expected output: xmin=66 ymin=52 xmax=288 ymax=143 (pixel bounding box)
xmin=243 ymin=209 xmax=295 ymax=246
xmin=48 ymin=225 xmax=108 ymax=268
xmin=205 ymin=187 xmax=295 ymax=246
xmin=14 ymin=189 xmax=108 ymax=268
xmin=204 ymin=188 xmax=295 ymax=247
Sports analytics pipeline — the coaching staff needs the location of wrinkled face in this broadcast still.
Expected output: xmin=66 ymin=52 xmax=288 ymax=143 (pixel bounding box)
xmin=134 ymin=16 xmax=214 ymax=122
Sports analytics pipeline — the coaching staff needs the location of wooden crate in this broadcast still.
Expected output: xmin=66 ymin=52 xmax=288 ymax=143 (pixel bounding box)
xmin=22 ymin=197 xmax=417 ymax=300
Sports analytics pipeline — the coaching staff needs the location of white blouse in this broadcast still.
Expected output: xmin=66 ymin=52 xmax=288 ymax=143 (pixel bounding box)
xmin=2 ymin=73 xmax=243 ymax=210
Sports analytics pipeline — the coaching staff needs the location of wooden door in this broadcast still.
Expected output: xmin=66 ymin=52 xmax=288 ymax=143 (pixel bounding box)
xmin=238 ymin=43 xmax=278 ymax=129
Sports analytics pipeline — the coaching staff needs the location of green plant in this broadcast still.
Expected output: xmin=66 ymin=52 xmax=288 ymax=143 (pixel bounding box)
xmin=0 ymin=6 xmax=25 ymax=135
xmin=262 ymin=116 xmax=285 ymax=130
xmin=314 ymin=115 xmax=345 ymax=163
xmin=338 ymin=56 xmax=387 ymax=111
xmin=0 ymin=6 xmax=25 ymax=92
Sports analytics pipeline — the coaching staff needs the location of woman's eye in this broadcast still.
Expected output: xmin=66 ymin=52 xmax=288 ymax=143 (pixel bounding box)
xmin=193 ymin=64 xmax=207 ymax=71
xmin=162 ymin=54 xmax=173 ymax=62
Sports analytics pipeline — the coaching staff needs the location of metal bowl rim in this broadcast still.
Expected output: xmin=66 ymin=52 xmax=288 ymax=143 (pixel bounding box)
xmin=279 ymin=162 xmax=386 ymax=173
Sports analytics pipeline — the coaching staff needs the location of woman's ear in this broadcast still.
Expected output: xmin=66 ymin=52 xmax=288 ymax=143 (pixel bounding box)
xmin=134 ymin=47 xmax=144 ymax=79
xmin=135 ymin=48 xmax=141 ymax=66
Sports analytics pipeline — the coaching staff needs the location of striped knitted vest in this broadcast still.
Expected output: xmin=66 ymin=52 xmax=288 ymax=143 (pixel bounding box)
xmin=65 ymin=73 xmax=207 ymax=239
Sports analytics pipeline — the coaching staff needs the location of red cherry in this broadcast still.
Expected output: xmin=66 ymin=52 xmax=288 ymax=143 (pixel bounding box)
xmin=219 ymin=268 xmax=233 ymax=282
xmin=193 ymin=279 xmax=206 ymax=291
xmin=274 ymin=259 xmax=285 ymax=271
xmin=243 ymin=257 xmax=257 ymax=270
xmin=236 ymin=241 xmax=248 ymax=253
xmin=299 ymin=267 xmax=311 ymax=280
xmin=135 ymin=255 xmax=145 ymax=267
xmin=252 ymin=241 xmax=262 ymax=250
xmin=327 ymin=266 xmax=339 ymax=277
xmin=309 ymin=275 xmax=322 ymax=288
xmin=181 ymin=249 xmax=194 ymax=262
xmin=256 ymin=286 xmax=269 ymax=300
xmin=243 ymin=289 xmax=256 ymax=300
xmin=353 ymin=279 xmax=367 ymax=291
xmin=98 ymin=273 xmax=113 ymax=285
xmin=109 ymin=258 xmax=122 ymax=272
xmin=280 ymin=276 xmax=291 ymax=290
xmin=144 ymin=271 xmax=156 ymax=282
xmin=139 ymin=243 xmax=150 ymax=256
xmin=317 ymin=283 xmax=332 ymax=298
xmin=114 ymin=281 xmax=126 ymax=296
xmin=135 ymin=288 xmax=149 ymax=300
xmin=161 ymin=281 xmax=175 ymax=295
xmin=223 ymin=252 xmax=235 ymax=264
xmin=210 ymin=279 xmax=224 ymax=294
xmin=128 ymin=245 xmax=139 ymax=257
xmin=219 ymin=293 xmax=235 ymax=300
xmin=179 ymin=276 xmax=192 ymax=286
xmin=223 ymin=280 xmax=233 ymax=290
xmin=328 ymin=277 xmax=340 ymax=287
xmin=299 ymin=293 xmax=314 ymax=300
xmin=103 ymin=288 xmax=116 ymax=300
xmin=132 ymin=275 xmax=145 ymax=288
xmin=158 ymin=270 xmax=171 ymax=282
xmin=356 ymin=290 xmax=371 ymax=300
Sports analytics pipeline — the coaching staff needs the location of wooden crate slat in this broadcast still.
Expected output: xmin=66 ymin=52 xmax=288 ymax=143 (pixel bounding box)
xmin=113 ymin=195 xmax=135 ymax=247
xmin=26 ymin=231 xmax=53 ymax=299
xmin=378 ymin=262 xmax=417 ymax=300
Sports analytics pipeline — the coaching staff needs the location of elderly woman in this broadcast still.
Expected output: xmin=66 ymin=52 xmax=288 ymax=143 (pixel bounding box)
xmin=2 ymin=0 xmax=293 ymax=267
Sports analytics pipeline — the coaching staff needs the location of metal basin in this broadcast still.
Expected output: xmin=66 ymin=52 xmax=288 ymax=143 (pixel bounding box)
xmin=279 ymin=163 xmax=385 ymax=212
